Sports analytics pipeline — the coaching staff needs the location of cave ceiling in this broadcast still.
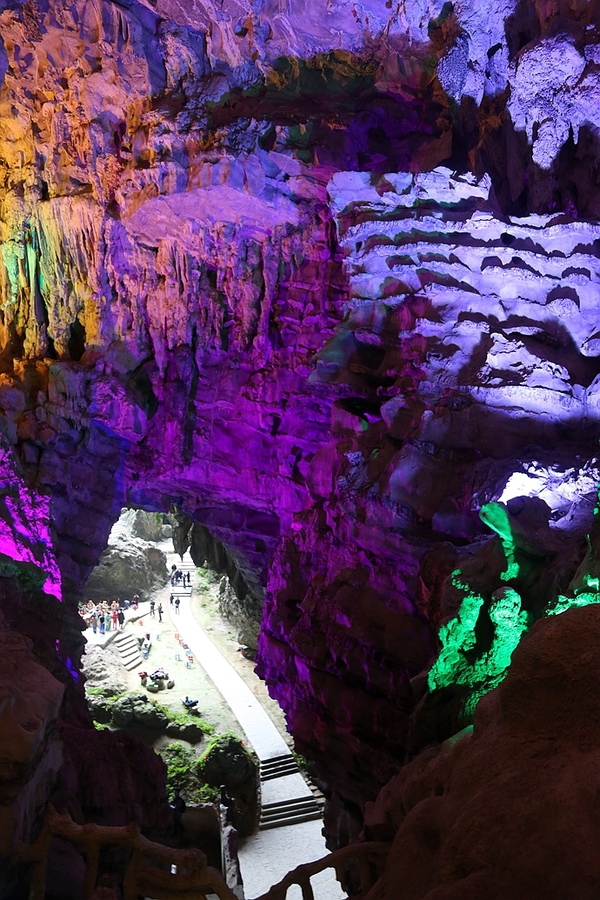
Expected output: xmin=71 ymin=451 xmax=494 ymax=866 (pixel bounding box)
xmin=1 ymin=0 xmax=600 ymax=852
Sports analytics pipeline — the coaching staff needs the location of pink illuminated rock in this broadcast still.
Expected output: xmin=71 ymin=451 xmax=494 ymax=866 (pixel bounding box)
xmin=1 ymin=0 xmax=600 ymax=866
xmin=0 ymin=433 xmax=61 ymax=600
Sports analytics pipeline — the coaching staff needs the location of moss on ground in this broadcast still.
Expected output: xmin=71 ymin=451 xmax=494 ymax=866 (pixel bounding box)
xmin=158 ymin=742 xmax=220 ymax=803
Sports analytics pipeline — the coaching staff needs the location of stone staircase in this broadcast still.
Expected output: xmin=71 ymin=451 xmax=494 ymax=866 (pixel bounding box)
xmin=259 ymin=755 xmax=323 ymax=830
xmin=260 ymin=754 xmax=299 ymax=781
xmin=259 ymin=795 xmax=322 ymax=830
xmin=170 ymin=554 xmax=195 ymax=599
xmin=112 ymin=631 xmax=142 ymax=670
xmin=19 ymin=804 xmax=390 ymax=900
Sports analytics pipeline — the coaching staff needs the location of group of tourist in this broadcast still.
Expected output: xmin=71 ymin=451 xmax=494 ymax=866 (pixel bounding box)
xmin=79 ymin=596 xmax=139 ymax=634
xmin=170 ymin=565 xmax=191 ymax=587
xmin=79 ymin=565 xmax=192 ymax=634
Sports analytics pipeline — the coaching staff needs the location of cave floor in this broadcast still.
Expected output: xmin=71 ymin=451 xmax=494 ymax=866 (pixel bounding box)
xmin=83 ymin=546 xmax=344 ymax=899
xmin=159 ymin=553 xmax=345 ymax=900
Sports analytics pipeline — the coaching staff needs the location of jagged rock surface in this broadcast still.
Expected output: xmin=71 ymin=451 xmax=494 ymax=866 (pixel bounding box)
xmin=0 ymin=0 xmax=600 ymax=869
xmin=84 ymin=508 xmax=168 ymax=600
xmin=0 ymin=617 xmax=64 ymax=855
xmin=363 ymin=606 xmax=600 ymax=900
xmin=81 ymin=644 xmax=129 ymax=697
xmin=258 ymin=168 xmax=600 ymax=831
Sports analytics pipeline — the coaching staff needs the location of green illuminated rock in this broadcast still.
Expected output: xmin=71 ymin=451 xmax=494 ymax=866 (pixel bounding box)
xmin=428 ymin=572 xmax=529 ymax=714
xmin=479 ymin=501 xmax=519 ymax=581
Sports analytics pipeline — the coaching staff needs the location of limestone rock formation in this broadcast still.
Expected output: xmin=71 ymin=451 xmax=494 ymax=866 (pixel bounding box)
xmin=363 ymin=606 xmax=600 ymax=900
xmin=111 ymin=692 xmax=169 ymax=730
xmin=0 ymin=620 xmax=64 ymax=856
xmin=84 ymin=509 xmax=168 ymax=600
xmin=54 ymin=721 xmax=169 ymax=828
xmin=81 ymin=644 xmax=129 ymax=697
xmin=258 ymin=166 xmax=600 ymax=830
xmin=1 ymin=0 xmax=600 ymax=881
xmin=125 ymin=508 xmax=172 ymax=543
xmin=165 ymin=720 xmax=204 ymax=743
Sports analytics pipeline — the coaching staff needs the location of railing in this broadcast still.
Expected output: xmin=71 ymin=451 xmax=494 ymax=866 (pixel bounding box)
xmin=17 ymin=805 xmax=239 ymax=900
xmin=253 ymin=842 xmax=391 ymax=900
xmin=17 ymin=806 xmax=390 ymax=900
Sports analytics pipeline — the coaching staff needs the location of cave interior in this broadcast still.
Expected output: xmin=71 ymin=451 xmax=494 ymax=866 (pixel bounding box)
xmin=2 ymin=0 xmax=600 ymax=897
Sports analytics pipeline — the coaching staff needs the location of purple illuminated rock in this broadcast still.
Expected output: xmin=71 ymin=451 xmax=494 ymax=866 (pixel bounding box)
xmin=1 ymin=0 xmax=600 ymax=863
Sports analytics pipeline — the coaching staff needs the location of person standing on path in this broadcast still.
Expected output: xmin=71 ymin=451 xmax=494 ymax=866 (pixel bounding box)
xmin=117 ymin=608 xmax=125 ymax=629
xmin=158 ymin=603 xmax=163 ymax=623
xmin=99 ymin=613 xmax=105 ymax=635
xmin=175 ymin=596 xmax=180 ymax=614
xmin=150 ymin=599 xmax=155 ymax=617
xmin=170 ymin=594 xmax=174 ymax=606
xmin=170 ymin=787 xmax=186 ymax=837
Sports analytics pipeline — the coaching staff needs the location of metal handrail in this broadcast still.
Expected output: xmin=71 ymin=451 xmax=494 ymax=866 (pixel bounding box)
xmin=252 ymin=841 xmax=391 ymax=900
xmin=17 ymin=805 xmax=239 ymax=900
xmin=17 ymin=806 xmax=390 ymax=900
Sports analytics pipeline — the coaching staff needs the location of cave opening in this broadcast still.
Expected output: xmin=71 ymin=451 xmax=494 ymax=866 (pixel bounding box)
xmin=79 ymin=506 xmax=296 ymax=819
xmin=73 ymin=504 xmax=312 ymax=888
xmin=81 ymin=505 xmax=286 ymax=733
xmin=5 ymin=1 xmax=600 ymax=895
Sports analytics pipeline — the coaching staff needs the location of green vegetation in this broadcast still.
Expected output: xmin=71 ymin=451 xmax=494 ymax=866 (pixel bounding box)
xmin=157 ymin=742 xmax=219 ymax=804
xmin=85 ymin=689 xmax=216 ymax=734
xmin=159 ymin=742 xmax=194 ymax=794
xmin=153 ymin=702 xmax=215 ymax=733
xmin=194 ymin=732 xmax=256 ymax=790
xmin=86 ymin=690 xmax=122 ymax=726
xmin=195 ymin=731 xmax=252 ymax=772
xmin=196 ymin=566 xmax=221 ymax=593
xmin=292 ymin=751 xmax=309 ymax=771
xmin=86 ymin=686 xmax=108 ymax=698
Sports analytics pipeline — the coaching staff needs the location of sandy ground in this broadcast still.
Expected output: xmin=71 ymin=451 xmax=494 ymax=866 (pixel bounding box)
xmin=84 ymin=542 xmax=293 ymax=758
xmin=187 ymin=568 xmax=294 ymax=752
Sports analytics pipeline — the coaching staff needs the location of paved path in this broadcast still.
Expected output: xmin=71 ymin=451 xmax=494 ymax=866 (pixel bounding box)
xmin=166 ymin=554 xmax=345 ymax=900
xmin=173 ymin=593 xmax=295 ymax=762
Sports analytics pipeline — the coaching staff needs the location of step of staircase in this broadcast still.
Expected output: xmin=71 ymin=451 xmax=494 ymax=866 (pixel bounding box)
xmin=113 ymin=632 xmax=143 ymax=670
xmin=260 ymin=755 xmax=300 ymax=782
xmin=259 ymin=795 xmax=322 ymax=830
xmin=308 ymin=783 xmax=326 ymax=813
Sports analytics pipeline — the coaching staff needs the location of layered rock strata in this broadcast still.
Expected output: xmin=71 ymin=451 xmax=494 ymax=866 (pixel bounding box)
xmin=1 ymin=0 xmax=600 ymax=871
xmin=258 ymin=167 xmax=600 ymax=836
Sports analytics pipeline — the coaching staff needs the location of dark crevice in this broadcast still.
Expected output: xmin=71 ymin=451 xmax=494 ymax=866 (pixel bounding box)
xmin=183 ymin=326 xmax=199 ymax=464
xmin=67 ymin=319 xmax=86 ymax=362
xmin=125 ymin=361 xmax=158 ymax=419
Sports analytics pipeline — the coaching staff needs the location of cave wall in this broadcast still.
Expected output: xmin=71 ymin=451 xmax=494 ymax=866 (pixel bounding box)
xmin=0 ymin=0 xmax=600 ymax=868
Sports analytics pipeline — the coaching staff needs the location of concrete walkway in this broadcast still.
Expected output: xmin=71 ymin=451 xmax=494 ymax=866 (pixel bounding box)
xmin=165 ymin=555 xmax=345 ymax=900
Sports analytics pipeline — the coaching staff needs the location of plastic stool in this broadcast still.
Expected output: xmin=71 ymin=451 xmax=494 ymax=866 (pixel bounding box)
xmin=174 ymin=634 xmax=180 ymax=642
xmin=187 ymin=654 xmax=193 ymax=664
xmin=156 ymin=634 xmax=161 ymax=641
xmin=185 ymin=660 xmax=191 ymax=669
xmin=174 ymin=653 xmax=181 ymax=661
